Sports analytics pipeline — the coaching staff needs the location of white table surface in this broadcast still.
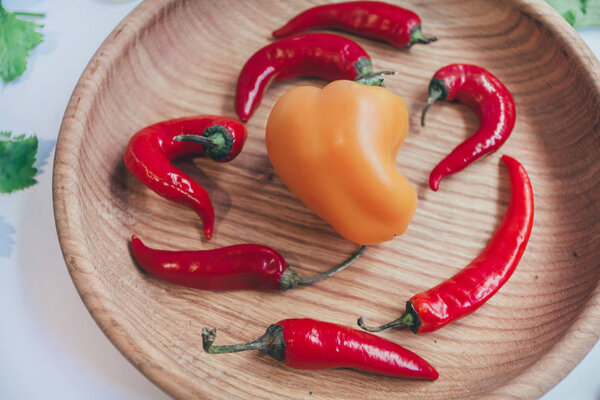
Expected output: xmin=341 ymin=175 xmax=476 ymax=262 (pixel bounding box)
xmin=0 ymin=1 xmax=598 ymax=399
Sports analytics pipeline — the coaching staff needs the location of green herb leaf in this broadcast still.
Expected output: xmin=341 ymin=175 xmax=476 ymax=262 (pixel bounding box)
xmin=563 ymin=9 xmax=577 ymax=25
xmin=546 ymin=0 xmax=600 ymax=28
xmin=0 ymin=3 xmax=44 ymax=83
xmin=0 ymin=131 xmax=38 ymax=193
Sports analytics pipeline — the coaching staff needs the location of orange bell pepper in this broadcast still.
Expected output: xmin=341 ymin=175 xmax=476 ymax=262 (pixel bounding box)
xmin=266 ymin=80 xmax=417 ymax=245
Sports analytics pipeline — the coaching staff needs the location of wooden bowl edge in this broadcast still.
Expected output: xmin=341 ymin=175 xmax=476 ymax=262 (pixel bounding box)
xmin=51 ymin=0 xmax=600 ymax=398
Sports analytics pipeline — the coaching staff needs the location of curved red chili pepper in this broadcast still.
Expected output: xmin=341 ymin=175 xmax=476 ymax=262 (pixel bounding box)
xmin=131 ymin=236 xmax=365 ymax=291
xmin=124 ymin=116 xmax=247 ymax=240
xmin=359 ymin=155 xmax=533 ymax=334
xmin=273 ymin=1 xmax=437 ymax=49
xmin=202 ymin=318 xmax=438 ymax=380
xmin=421 ymin=64 xmax=516 ymax=191
xmin=236 ymin=33 xmax=391 ymax=122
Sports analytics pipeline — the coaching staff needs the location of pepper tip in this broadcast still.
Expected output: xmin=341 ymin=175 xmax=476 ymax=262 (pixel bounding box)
xmin=130 ymin=235 xmax=144 ymax=249
xmin=426 ymin=366 xmax=440 ymax=381
xmin=202 ymin=327 xmax=218 ymax=352
xmin=429 ymin=178 xmax=440 ymax=192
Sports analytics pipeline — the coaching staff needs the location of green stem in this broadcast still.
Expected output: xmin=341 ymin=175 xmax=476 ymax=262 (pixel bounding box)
xmin=410 ymin=26 xmax=438 ymax=47
xmin=421 ymin=88 xmax=443 ymax=127
xmin=357 ymin=302 xmax=421 ymax=333
xmin=298 ymin=245 xmax=366 ymax=285
xmin=279 ymin=245 xmax=366 ymax=290
xmin=202 ymin=328 xmax=266 ymax=354
xmin=357 ymin=315 xmax=410 ymax=332
xmin=202 ymin=325 xmax=286 ymax=361
xmin=356 ymin=71 xmax=397 ymax=87
xmin=173 ymin=134 xmax=216 ymax=148
xmin=173 ymin=124 xmax=234 ymax=161
xmin=12 ymin=12 xmax=45 ymax=18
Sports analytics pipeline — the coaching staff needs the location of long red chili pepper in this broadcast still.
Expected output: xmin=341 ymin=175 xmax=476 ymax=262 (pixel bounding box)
xmin=272 ymin=1 xmax=437 ymax=49
xmin=131 ymin=236 xmax=365 ymax=291
xmin=421 ymin=64 xmax=516 ymax=191
xmin=358 ymin=155 xmax=533 ymax=334
xmin=124 ymin=116 xmax=247 ymax=240
xmin=202 ymin=318 xmax=438 ymax=380
xmin=236 ymin=33 xmax=392 ymax=122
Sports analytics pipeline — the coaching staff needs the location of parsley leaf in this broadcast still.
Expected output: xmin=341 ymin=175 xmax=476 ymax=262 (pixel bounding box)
xmin=546 ymin=0 xmax=600 ymax=28
xmin=562 ymin=9 xmax=578 ymax=25
xmin=0 ymin=131 xmax=38 ymax=193
xmin=0 ymin=3 xmax=44 ymax=83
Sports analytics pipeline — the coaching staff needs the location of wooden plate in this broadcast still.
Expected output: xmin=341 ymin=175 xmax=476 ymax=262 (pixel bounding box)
xmin=53 ymin=0 xmax=600 ymax=398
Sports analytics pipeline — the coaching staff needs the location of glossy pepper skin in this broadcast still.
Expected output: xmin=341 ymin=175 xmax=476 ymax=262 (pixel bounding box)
xmin=124 ymin=116 xmax=247 ymax=239
xmin=421 ymin=64 xmax=516 ymax=191
xmin=236 ymin=33 xmax=387 ymax=122
xmin=202 ymin=318 xmax=438 ymax=380
xmin=131 ymin=236 xmax=365 ymax=291
xmin=266 ymin=80 xmax=417 ymax=245
xmin=359 ymin=155 xmax=533 ymax=334
xmin=273 ymin=1 xmax=437 ymax=49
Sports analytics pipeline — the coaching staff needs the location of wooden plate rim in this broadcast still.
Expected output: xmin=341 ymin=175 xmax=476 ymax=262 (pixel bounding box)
xmin=52 ymin=0 xmax=600 ymax=398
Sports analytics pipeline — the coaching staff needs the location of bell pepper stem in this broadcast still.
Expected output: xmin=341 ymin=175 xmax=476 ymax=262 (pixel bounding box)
xmin=279 ymin=245 xmax=366 ymax=290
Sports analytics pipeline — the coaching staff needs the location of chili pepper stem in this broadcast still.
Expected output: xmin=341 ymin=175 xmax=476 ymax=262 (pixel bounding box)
xmin=357 ymin=316 xmax=407 ymax=332
xmin=299 ymin=245 xmax=366 ymax=285
xmin=356 ymin=71 xmax=398 ymax=87
xmin=173 ymin=124 xmax=235 ymax=161
xmin=353 ymin=57 xmax=397 ymax=86
xmin=421 ymin=89 xmax=443 ymax=127
xmin=202 ymin=328 xmax=266 ymax=353
xmin=410 ymin=26 xmax=438 ymax=47
xmin=357 ymin=303 xmax=420 ymax=333
xmin=279 ymin=245 xmax=366 ymax=290
xmin=202 ymin=325 xmax=286 ymax=361
xmin=173 ymin=134 xmax=217 ymax=147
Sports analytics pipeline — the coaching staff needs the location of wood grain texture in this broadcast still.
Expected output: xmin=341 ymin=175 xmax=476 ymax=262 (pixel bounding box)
xmin=52 ymin=0 xmax=600 ymax=398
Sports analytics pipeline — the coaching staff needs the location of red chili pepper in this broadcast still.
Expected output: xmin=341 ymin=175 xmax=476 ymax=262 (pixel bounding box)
xmin=202 ymin=318 xmax=438 ymax=380
xmin=131 ymin=236 xmax=365 ymax=291
xmin=236 ymin=33 xmax=392 ymax=122
xmin=124 ymin=116 xmax=247 ymax=240
xmin=358 ymin=155 xmax=533 ymax=334
xmin=272 ymin=1 xmax=437 ymax=49
xmin=421 ymin=64 xmax=516 ymax=191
